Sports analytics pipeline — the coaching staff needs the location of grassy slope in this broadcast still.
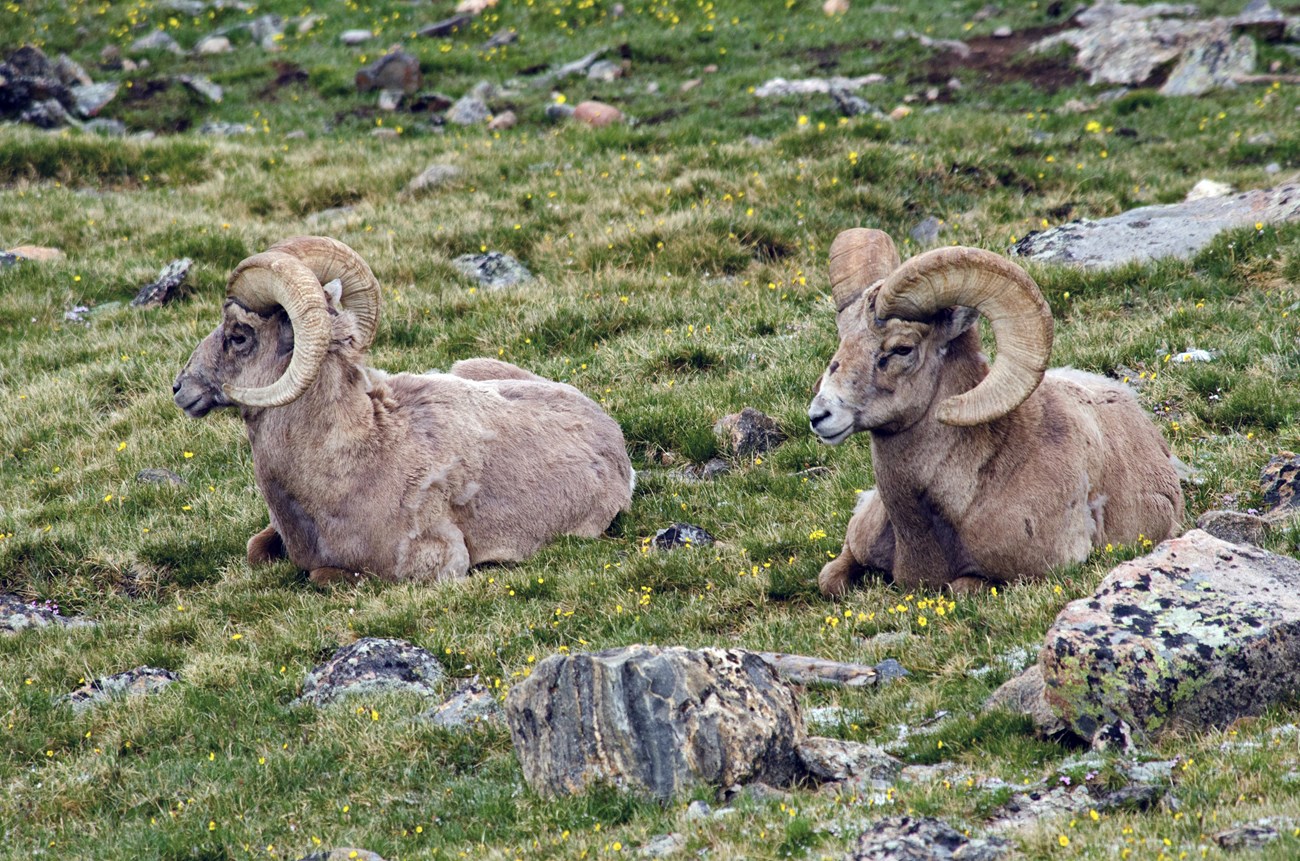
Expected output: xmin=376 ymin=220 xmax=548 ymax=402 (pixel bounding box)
xmin=2 ymin=0 xmax=1300 ymax=858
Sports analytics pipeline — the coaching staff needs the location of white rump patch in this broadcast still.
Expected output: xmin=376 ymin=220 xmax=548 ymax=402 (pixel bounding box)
xmin=853 ymin=488 xmax=878 ymax=515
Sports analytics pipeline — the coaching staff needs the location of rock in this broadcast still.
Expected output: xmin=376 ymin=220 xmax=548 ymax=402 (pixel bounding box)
xmin=452 ymin=251 xmax=532 ymax=289
xmin=543 ymin=48 xmax=609 ymax=82
xmin=294 ymin=850 xmax=388 ymax=861
xmin=1041 ymin=529 xmax=1300 ymax=743
xmin=7 ymin=45 xmax=54 ymax=78
xmin=408 ymin=92 xmax=454 ymax=113
xmin=1214 ymin=820 xmax=1284 ymax=849
xmin=356 ymin=50 xmax=421 ymax=94
xmin=0 ymin=252 xmax=18 ymax=269
xmin=796 ymin=736 xmax=901 ymax=783
xmin=306 ymin=206 xmax=358 ymax=228
xmin=370 ymin=128 xmax=399 ymax=139
xmin=1010 ymin=182 xmax=1300 ymax=269
xmin=60 ymin=667 xmax=178 ymax=714
xmin=505 ymin=645 xmax=805 ymax=799
xmin=1261 ymin=452 xmax=1300 ymax=516
xmin=446 ymin=95 xmax=489 ymax=125
xmin=8 ymin=245 xmax=64 ymax=262
xmin=1170 ymin=348 xmax=1213 ymax=362
xmin=194 ymin=35 xmax=233 ymax=55
xmin=639 ymin=833 xmax=686 ymax=858
xmin=71 ymin=82 xmax=118 ymax=117
xmin=419 ymin=13 xmax=473 ymax=38
xmin=20 ymin=99 xmax=75 ymax=129
xmin=545 ymin=103 xmax=576 ymax=121
xmin=456 ymin=0 xmax=497 ymax=14
xmin=847 ymin=816 xmax=1011 ymax=860
xmin=686 ymin=800 xmax=712 ymax=819
xmin=713 ymin=407 xmax=786 ymax=457
xmin=85 ymin=118 xmax=127 ymax=136
xmin=420 ymin=678 xmax=501 ymax=728
xmin=53 ymin=54 xmax=92 ymax=87
xmin=131 ymin=31 xmax=184 ymax=55
xmin=1161 ymin=25 xmax=1256 ymax=97
xmin=199 ymin=121 xmax=251 ymax=136
xmin=875 ymin=658 xmax=909 ymax=683
xmin=679 ymin=78 xmax=701 ymax=93
xmin=131 ymin=258 xmax=192 ymax=308
xmin=650 ymin=523 xmax=716 ymax=550
xmin=992 ymin=25 xmax=1013 ymax=37
xmin=1195 ymin=509 xmax=1268 ymax=546
xmin=754 ymin=75 xmax=886 ymax=98
xmin=1185 ymin=178 xmax=1234 ymax=201
xmin=249 ymin=13 xmax=284 ymax=50
xmin=136 ymin=468 xmax=186 ymax=486
xmin=405 ymin=163 xmax=462 ymax=195
xmin=909 ymin=215 xmax=942 ymax=246
xmin=486 ymin=110 xmax=516 ymax=130
xmin=673 ymin=457 xmax=730 ymax=481
xmin=586 ymin=59 xmax=623 ymax=81
xmin=482 ymin=29 xmax=518 ymax=49
xmin=178 ymin=74 xmax=222 ymax=103
xmin=987 ymin=785 xmax=1092 ymax=832
xmin=1232 ymin=0 xmax=1289 ymax=41
xmin=829 ymin=85 xmax=875 ymax=116
xmin=377 ymin=89 xmax=403 ymax=111
xmin=823 ymin=0 xmax=849 ymax=14
xmin=2 ymin=594 xmax=72 ymax=635
xmin=295 ymin=638 xmax=445 ymax=707
xmin=573 ymin=100 xmax=623 ymax=127
xmin=985 ymin=664 xmax=1069 ymax=736
xmin=340 ymin=29 xmax=373 ymax=46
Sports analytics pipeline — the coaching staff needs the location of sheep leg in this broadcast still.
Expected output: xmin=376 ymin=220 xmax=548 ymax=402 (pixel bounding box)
xmin=247 ymin=524 xmax=286 ymax=566
xmin=307 ymin=566 xmax=372 ymax=587
xmin=819 ymin=489 xmax=894 ymax=596
xmin=948 ymin=575 xmax=993 ymax=595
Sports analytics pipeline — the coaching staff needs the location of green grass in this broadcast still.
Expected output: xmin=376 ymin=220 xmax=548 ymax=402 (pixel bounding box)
xmin=2 ymin=0 xmax=1300 ymax=858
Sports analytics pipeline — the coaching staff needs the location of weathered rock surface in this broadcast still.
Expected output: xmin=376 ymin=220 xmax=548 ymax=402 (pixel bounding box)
xmin=1041 ymin=529 xmax=1300 ymax=743
xmin=404 ymin=163 xmax=462 ymax=196
xmin=1011 ymin=182 xmax=1300 ymax=269
xmin=60 ymin=666 xmax=177 ymax=713
xmin=673 ymin=457 xmax=730 ymax=481
xmin=638 ymin=833 xmax=686 ymax=858
xmin=847 ymin=816 xmax=1010 ymax=860
xmin=1 ymin=594 xmax=85 ymax=635
xmin=356 ymin=50 xmax=421 ymax=94
xmin=754 ymin=74 xmax=886 ymax=98
xmin=294 ymin=849 xmax=388 ymax=861
xmin=505 ymin=645 xmax=805 ymax=799
xmin=650 ymin=522 xmax=716 ymax=550
xmin=420 ymin=678 xmax=501 ymax=728
xmin=452 ymin=251 xmax=532 ymax=289
xmin=131 ymin=258 xmax=192 ymax=308
xmin=446 ymin=95 xmax=490 ymax=125
xmin=1195 ymin=509 xmax=1269 ymax=546
xmin=1261 ymin=451 xmax=1300 ymax=515
xmin=795 ymin=736 xmax=901 ymax=783
xmin=984 ymin=663 xmax=1068 ymax=736
xmin=8 ymin=245 xmax=65 ymax=262
xmin=136 ymin=467 xmax=186 ymax=485
xmin=573 ymin=100 xmax=623 ymax=127
xmin=131 ymin=31 xmax=184 ymax=55
xmin=296 ymin=638 xmax=445 ymax=707
xmin=714 ymin=407 xmax=787 ymax=457
xmin=71 ymin=82 xmax=118 ymax=117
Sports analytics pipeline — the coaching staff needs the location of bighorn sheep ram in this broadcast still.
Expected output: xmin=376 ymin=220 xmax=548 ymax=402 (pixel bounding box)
xmin=807 ymin=228 xmax=1183 ymax=595
xmin=173 ymin=236 xmax=634 ymax=585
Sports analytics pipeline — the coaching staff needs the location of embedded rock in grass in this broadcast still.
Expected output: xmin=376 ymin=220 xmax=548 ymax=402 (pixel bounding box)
xmin=1 ymin=594 xmax=84 ymax=635
xmin=194 ymin=35 xmax=233 ymax=55
xmin=20 ymin=99 xmax=74 ymax=129
xmin=136 ymin=468 xmax=186 ymax=485
xmin=754 ymin=75 xmax=886 ymax=98
xmin=131 ymin=258 xmax=192 ymax=308
xmin=60 ymin=666 xmax=177 ymax=714
xmin=178 ymin=75 xmax=222 ymax=104
xmin=986 ymin=785 xmax=1092 ymax=832
xmin=713 ymin=407 xmax=787 ymax=457
xmin=909 ymin=215 xmax=942 ymax=246
xmin=487 ymin=110 xmax=517 ymax=130
xmin=984 ymin=664 xmax=1068 ymax=736
xmin=452 ymin=251 xmax=532 ymax=289
xmin=8 ymin=245 xmax=64 ymax=262
xmin=1010 ymin=182 xmax=1300 ymax=269
xmin=573 ymin=100 xmax=623 ymax=127
xmin=71 ymin=82 xmax=118 ymax=118
xmin=420 ymin=678 xmax=501 ymax=728
xmin=53 ymin=54 xmax=92 ymax=87
xmin=418 ymin=15 xmax=472 ymax=38
xmin=505 ymin=645 xmax=805 ymax=799
xmin=295 ymin=849 xmax=388 ymax=861
xmin=340 ymin=29 xmax=374 ymax=46
xmin=446 ymin=95 xmax=489 ymax=126
xmin=1040 ymin=529 xmax=1300 ymax=743
xmin=405 ymin=163 xmax=463 ymax=196
xmin=296 ymin=638 xmax=445 ymax=707
xmin=1213 ymin=820 xmax=1288 ymax=850
xmin=795 ymin=736 xmax=901 ymax=783
xmin=673 ymin=457 xmax=730 ymax=481
xmin=131 ymin=31 xmax=184 ymax=55
xmin=356 ymin=50 xmax=422 ymax=94
xmin=847 ymin=816 xmax=1010 ymax=860
xmin=1194 ymin=509 xmax=1268 ymax=546
xmin=650 ymin=523 xmax=716 ymax=550
xmin=639 ymin=833 xmax=686 ymax=858
xmin=1261 ymin=451 xmax=1300 ymax=516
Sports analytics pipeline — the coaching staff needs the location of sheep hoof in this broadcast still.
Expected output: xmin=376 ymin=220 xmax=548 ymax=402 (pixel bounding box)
xmin=247 ymin=525 xmax=286 ymax=566
xmin=948 ymin=575 xmax=993 ymax=595
xmin=308 ymin=566 xmax=368 ymax=587
xmin=818 ymin=557 xmax=855 ymax=598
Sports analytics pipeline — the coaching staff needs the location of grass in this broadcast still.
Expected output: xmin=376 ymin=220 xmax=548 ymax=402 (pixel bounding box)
xmin=2 ymin=0 xmax=1300 ymax=858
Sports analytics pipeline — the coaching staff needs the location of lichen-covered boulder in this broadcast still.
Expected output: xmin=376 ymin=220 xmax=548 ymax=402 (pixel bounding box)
xmin=1041 ymin=529 xmax=1300 ymax=744
xmin=60 ymin=666 xmax=177 ymax=714
xmin=505 ymin=645 xmax=804 ymax=799
xmin=296 ymin=638 xmax=445 ymax=707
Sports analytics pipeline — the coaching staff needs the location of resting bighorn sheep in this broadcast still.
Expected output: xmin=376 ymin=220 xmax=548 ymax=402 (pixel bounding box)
xmin=807 ymin=229 xmax=1183 ymax=595
xmin=173 ymin=236 xmax=634 ymax=584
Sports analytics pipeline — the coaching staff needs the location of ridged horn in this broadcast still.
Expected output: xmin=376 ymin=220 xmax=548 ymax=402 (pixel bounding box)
xmin=876 ymin=246 xmax=1053 ymax=427
xmin=829 ymin=228 xmax=901 ymax=313
xmin=223 ymin=250 xmax=332 ymax=408
xmin=268 ymin=235 xmax=382 ymax=350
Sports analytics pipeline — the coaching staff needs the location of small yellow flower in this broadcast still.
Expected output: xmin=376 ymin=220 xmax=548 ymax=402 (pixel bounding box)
xmin=1058 ymin=835 xmax=1069 ymax=846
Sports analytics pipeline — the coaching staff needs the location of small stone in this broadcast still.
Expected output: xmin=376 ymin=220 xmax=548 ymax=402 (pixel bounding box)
xmin=131 ymin=31 xmax=184 ymax=55
xmin=639 ymin=833 xmax=685 ymax=858
xmin=356 ymin=50 xmax=421 ymax=94
xmin=673 ymin=457 xmax=730 ymax=481
xmin=408 ymin=92 xmax=454 ymax=113
xmin=60 ymin=667 xmax=178 ymax=714
xmin=8 ymin=246 xmax=64 ymax=262
xmin=650 ymin=523 xmax=716 ymax=550
xmin=20 ymin=100 xmax=74 ymax=129
xmin=1127 ymin=759 xmax=1176 ymax=784
xmin=829 ymin=85 xmax=875 ymax=116
xmin=136 ymin=468 xmax=186 ymax=486
xmin=889 ymin=105 xmax=912 ymax=120
xmin=586 ymin=59 xmax=623 ymax=81
xmin=249 ymin=13 xmax=285 ymax=50
xmin=0 ymin=252 xmax=19 ymax=269
xmin=131 ymin=258 xmax=193 ymax=309
xmin=53 ymin=54 xmax=92 ymax=87
xmin=178 ymin=74 xmax=222 ymax=103
xmin=993 ymin=25 xmax=1013 ymax=37
xmin=482 ymin=29 xmax=519 ymax=49
xmin=486 ymin=110 xmax=516 ymax=130
xmin=452 ymin=251 xmax=532 ymax=289
xmin=377 ymin=89 xmax=403 ymax=111
xmin=372 ymin=127 xmax=400 ymax=138
xmin=1170 ymin=348 xmax=1213 ymax=362
xmin=1214 ymin=821 xmax=1282 ymax=850
xmin=573 ymin=100 xmax=623 ymax=127
xmin=1261 ymin=452 xmax=1300 ymax=515
xmin=848 ymin=816 xmax=1011 ymax=860
xmin=1 ymin=594 xmax=68 ymax=635
xmin=199 ymin=121 xmax=251 ymax=136
xmin=679 ymin=78 xmax=702 ymax=93
xmin=456 ymin=0 xmax=497 ymax=14
xmin=446 ymin=95 xmax=489 ymax=125
xmin=72 ymin=82 xmax=119 ymax=117
xmin=1195 ymin=509 xmax=1268 ymax=547
xmin=306 ymin=206 xmax=358 ymax=228
xmin=194 ymin=34 xmax=232 ymax=55
xmin=545 ymin=103 xmax=576 ymax=121
xmin=713 ymin=407 xmax=786 ymax=457
xmin=8 ymin=45 xmax=54 ymax=77
xmin=686 ymin=800 xmax=712 ymax=820
xmin=1265 ymin=162 xmax=1282 ymax=175
xmin=421 ymin=679 xmax=502 ymax=728
xmin=823 ymin=0 xmax=849 ymax=14
xmin=83 ymin=117 xmax=124 ymax=135
xmin=1090 ymin=719 xmax=1135 ymax=753
xmin=909 ymin=215 xmax=942 ymax=246
xmin=796 ymin=736 xmax=901 ymax=783
xmin=295 ymin=638 xmax=446 ymax=707
xmin=418 ymin=14 xmax=472 ymax=38
xmin=294 ymin=849 xmax=388 ymax=861
xmin=405 ymin=163 xmax=462 ymax=195
xmin=99 ymin=44 xmax=123 ymax=69
xmin=340 ymin=29 xmax=373 ymax=46
xmin=874 ymin=658 xmax=909 ymax=683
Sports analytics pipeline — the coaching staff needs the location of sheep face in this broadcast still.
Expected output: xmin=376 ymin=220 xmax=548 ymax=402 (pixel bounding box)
xmin=174 ymin=301 xmax=293 ymax=418
xmin=809 ymin=291 xmax=979 ymax=441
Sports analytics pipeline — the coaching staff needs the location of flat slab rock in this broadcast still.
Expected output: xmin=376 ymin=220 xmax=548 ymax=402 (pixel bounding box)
xmin=60 ymin=666 xmax=177 ymax=714
xmin=1011 ymin=182 xmax=1300 ymax=269
xmin=1 ymin=594 xmax=90 ymax=634
xmin=847 ymin=816 xmax=1010 ymax=861
xmin=505 ymin=645 xmax=805 ymax=799
xmin=452 ymin=251 xmax=532 ymax=289
xmin=296 ymin=637 xmax=445 ymax=707
xmin=1041 ymin=529 xmax=1300 ymax=743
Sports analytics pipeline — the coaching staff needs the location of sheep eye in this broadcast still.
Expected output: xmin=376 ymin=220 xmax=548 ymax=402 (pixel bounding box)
xmin=892 ymin=345 xmax=914 ymax=357
xmin=226 ymin=330 xmax=250 ymax=350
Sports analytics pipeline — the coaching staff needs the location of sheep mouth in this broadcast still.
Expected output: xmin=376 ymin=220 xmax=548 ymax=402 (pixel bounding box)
xmin=812 ymin=422 xmax=855 ymax=446
xmin=176 ymin=393 xmax=214 ymax=418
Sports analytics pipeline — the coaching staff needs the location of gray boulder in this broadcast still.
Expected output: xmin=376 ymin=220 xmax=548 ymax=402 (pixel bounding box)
xmin=446 ymin=95 xmax=489 ymax=126
xmin=405 ymin=163 xmax=463 ymax=196
xmin=505 ymin=645 xmax=805 ymax=799
xmin=847 ymin=816 xmax=1010 ymax=860
xmin=452 ymin=251 xmax=532 ymax=289
xmin=1261 ymin=451 xmax=1300 ymax=516
xmin=420 ymin=679 xmax=501 ymax=728
xmin=650 ymin=523 xmax=716 ymax=550
xmin=60 ymin=666 xmax=177 ymax=714
xmin=1195 ymin=509 xmax=1269 ymax=546
xmin=1 ymin=594 xmax=83 ymax=635
xmin=713 ymin=407 xmax=787 ymax=457
xmin=296 ymin=637 xmax=445 ymax=707
xmin=356 ymin=50 xmax=421 ymax=94
xmin=131 ymin=258 xmax=192 ymax=308
xmin=1041 ymin=529 xmax=1300 ymax=744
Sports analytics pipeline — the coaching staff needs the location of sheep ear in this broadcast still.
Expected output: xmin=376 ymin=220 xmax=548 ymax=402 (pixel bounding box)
xmin=322 ymin=278 xmax=343 ymax=310
xmin=935 ymin=305 xmax=980 ymax=345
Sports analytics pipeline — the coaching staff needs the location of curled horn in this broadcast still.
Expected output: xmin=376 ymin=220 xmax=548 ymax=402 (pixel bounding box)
xmin=829 ymin=228 xmax=901 ymax=313
xmin=268 ymin=235 xmax=382 ymax=350
xmin=223 ymin=251 xmax=332 ymax=408
xmin=876 ymin=246 xmax=1053 ymax=427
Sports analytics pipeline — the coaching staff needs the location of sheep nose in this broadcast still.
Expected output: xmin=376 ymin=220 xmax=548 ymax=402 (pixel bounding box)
xmin=808 ymin=408 xmax=832 ymax=429
xmin=172 ymin=378 xmax=182 ymax=394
